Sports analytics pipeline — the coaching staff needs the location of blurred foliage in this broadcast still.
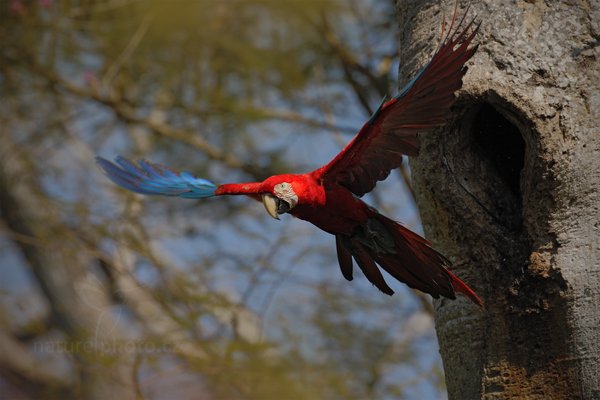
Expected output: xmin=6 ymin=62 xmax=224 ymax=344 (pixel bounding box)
xmin=0 ymin=0 xmax=444 ymax=399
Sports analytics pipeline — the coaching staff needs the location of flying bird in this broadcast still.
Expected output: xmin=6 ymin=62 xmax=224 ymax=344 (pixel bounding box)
xmin=97 ymin=8 xmax=483 ymax=307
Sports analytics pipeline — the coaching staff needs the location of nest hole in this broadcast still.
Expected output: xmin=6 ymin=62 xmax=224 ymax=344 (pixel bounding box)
xmin=471 ymin=103 xmax=525 ymax=198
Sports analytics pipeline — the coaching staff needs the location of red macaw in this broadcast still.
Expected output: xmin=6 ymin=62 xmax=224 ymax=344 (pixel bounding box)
xmin=97 ymin=9 xmax=483 ymax=307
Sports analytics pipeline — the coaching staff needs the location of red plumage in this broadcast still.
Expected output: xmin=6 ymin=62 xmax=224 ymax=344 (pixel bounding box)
xmin=214 ymin=8 xmax=483 ymax=307
xmin=102 ymin=6 xmax=482 ymax=307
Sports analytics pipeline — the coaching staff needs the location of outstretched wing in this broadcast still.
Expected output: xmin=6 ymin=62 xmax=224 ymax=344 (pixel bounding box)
xmin=314 ymin=9 xmax=479 ymax=196
xmin=96 ymin=156 xmax=218 ymax=199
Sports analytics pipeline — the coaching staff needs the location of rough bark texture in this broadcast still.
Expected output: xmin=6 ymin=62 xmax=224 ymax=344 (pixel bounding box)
xmin=397 ymin=1 xmax=599 ymax=399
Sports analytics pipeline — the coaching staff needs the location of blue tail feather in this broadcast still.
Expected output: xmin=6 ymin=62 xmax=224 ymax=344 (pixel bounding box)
xmin=96 ymin=156 xmax=217 ymax=199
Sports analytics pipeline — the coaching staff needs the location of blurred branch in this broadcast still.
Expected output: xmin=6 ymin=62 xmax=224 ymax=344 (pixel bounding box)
xmin=68 ymin=0 xmax=143 ymax=18
xmin=337 ymin=56 xmax=374 ymax=116
xmin=0 ymin=136 xmax=136 ymax=399
xmin=394 ymin=363 xmax=442 ymax=393
xmin=22 ymin=57 xmax=270 ymax=180
xmin=399 ymin=161 xmax=416 ymax=201
xmin=101 ymin=249 xmax=209 ymax=359
xmin=88 ymin=227 xmax=263 ymax=350
xmin=0 ymin=330 xmax=72 ymax=398
xmin=231 ymin=106 xmax=358 ymax=134
xmin=317 ymin=15 xmax=388 ymax=98
xmin=170 ymin=97 xmax=359 ymax=134
xmin=132 ymin=353 xmax=145 ymax=400
xmin=413 ymin=292 xmax=434 ymax=316
xmin=102 ymin=13 xmax=154 ymax=89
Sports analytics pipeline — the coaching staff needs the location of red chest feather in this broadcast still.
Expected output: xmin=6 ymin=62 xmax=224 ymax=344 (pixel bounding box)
xmin=291 ymin=184 xmax=369 ymax=235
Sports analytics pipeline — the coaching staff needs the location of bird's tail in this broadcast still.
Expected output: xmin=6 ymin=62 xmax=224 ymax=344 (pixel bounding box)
xmin=338 ymin=210 xmax=483 ymax=307
xmin=96 ymin=156 xmax=217 ymax=199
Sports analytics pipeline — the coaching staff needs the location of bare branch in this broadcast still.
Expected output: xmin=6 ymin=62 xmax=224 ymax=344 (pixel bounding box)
xmin=316 ymin=15 xmax=388 ymax=98
xmin=24 ymin=58 xmax=269 ymax=180
xmin=0 ymin=330 xmax=72 ymax=395
xmin=102 ymin=14 xmax=154 ymax=89
xmin=0 ymin=137 xmax=136 ymax=399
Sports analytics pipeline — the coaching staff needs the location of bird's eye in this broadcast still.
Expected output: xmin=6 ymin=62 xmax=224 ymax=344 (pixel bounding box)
xmin=273 ymin=182 xmax=298 ymax=210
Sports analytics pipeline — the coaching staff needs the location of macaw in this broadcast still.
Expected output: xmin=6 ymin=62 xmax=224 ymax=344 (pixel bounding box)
xmin=97 ymin=9 xmax=483 ymax=307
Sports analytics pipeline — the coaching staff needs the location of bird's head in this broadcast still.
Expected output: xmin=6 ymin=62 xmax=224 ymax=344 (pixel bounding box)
xmin=260 ymin=175 xmax=300 ymax=220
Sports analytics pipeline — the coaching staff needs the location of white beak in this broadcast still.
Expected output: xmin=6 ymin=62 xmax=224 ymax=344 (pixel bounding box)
xmin=262 ymin=194 xmax=280 ymax=220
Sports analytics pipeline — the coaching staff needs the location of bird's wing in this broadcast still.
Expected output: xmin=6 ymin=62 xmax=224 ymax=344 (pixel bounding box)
xmin=96 ymin=156 xmax=218 ymax=199
xmin=314 ymin=9 xmax=479 ymax=196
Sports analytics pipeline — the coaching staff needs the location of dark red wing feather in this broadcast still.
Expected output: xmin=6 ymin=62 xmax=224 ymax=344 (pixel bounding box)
xmin=335 ymin=235 xmax=354 ymax=281
xmin=314 ymin=10 xmax=479 ymax=196
xmin=351 ymin=241 xmax=394 ymax=296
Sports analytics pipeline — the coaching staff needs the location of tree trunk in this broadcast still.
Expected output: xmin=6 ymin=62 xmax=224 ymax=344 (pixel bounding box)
xmin=398 ymin=1 xmax=599 ymax=398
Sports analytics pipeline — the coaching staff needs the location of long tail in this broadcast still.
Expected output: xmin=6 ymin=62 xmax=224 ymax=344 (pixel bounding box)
xmin=96 ymin=156 xmax=217 ymax=199
xmin=336 ymin=211 xmax=483 ymax=307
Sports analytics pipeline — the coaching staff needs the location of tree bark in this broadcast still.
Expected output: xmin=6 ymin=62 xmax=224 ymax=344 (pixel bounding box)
xmin=398 ymin=1 xmax=599 ymax=399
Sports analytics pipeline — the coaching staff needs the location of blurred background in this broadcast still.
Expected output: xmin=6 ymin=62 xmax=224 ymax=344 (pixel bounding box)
xmin=0 ymin=0 xmax=446 ymax=398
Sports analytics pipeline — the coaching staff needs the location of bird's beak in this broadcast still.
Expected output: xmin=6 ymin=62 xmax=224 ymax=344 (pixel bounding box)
xmin=262 ymin=194 xmax=280 ymax=220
